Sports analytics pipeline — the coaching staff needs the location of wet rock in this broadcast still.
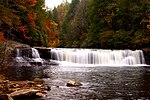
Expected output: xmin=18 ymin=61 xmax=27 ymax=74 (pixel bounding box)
xmin=40 ymin=85 xmax=51 ymax=91
xmin=0 ymin=78 xmax=46 ymax=99
xmin=9 ymin=89 xmax=40 ymax=98
xmin=44 ymin=86 xmax=51 ymax=91
xmin=36 ymin=84 xmax=42 ymax=88
xmin=7 ymin=95 xmax=13 ymax=100
xmin=8 ymin=83 xmax=19 ymax=88
xmin=0 ymin=75 xmax=6 ymax=80
xmin=66 ymin=80 xmax=82 ymax=87
xmin=0 ymin=94 xmax=13 ymax=100
xmin=27 ymin=81 xmax=35 ymax=85
xmin=35 ymin=92 xmax=45 ymax=97
xmin=34 ymin=47 xmax=51 ymax=60
xmin=34 ymin=78 xmax=44 ymax=84
xmin=2 ymin=80 xmax=9 ymax=84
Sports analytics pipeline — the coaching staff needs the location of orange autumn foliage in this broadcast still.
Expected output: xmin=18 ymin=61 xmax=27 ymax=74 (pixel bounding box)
xmin=46 ymin=20 xmax=51 ymax=28
xmin=16 ymin=0 xmax=36 ymax=7
xmin=27 ymin=13 xmax=37 ymax=30
xmin=0 ymin=32 xmax=6 ymax=42
xmin=46 ymin=26 xmax=53 ymax=36
xmin=27 ymin=13 xmax=37 ymax=21
xmin=17 ymin=26 xmax=32 ymax=40
xmin=45 ymin=20 xmax=59 ymax=47
xmin=29 ymin=21 xmax=36 ymax=29
xmin=46 ymin=20 xmax=58 ymax=37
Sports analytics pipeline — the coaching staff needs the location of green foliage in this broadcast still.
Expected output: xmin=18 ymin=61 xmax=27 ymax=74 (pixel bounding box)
xmin=106 ymin=30 xmax=132 ymax=49
xmin=57 ymin=0 xmax=150 ymax=49
xmin=1 ymin=0 xmax=150 ymax=49
xmin=59 ymin=0 xmax=80 ymax=47
xmin=86 ymin=0 xmax=109 ymax=48
xmin=132 ymin=30 xmax=150 ymax=49
xmin=52 ymin=7 xmax=59 ymax=24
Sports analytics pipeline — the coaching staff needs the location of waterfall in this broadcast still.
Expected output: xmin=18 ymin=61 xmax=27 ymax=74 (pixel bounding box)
xmin=50 ymin=48 xmax=146 ymax=66
xmin=14 ymin=48 xmax=43 ymax=66
xmin=32 ymin=48 xmax=40 ymax=58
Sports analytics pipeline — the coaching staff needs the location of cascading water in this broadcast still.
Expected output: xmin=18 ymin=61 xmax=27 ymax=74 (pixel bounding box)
xmin=14 ymin=48 xmax=43 ymax=66
xmin=32 ymin=48 xmax=40 ymax=58
xmin=7 ymin=48 xmax=49 ymax=80
xmin=50 ymin=48 xmax=147 ymax=66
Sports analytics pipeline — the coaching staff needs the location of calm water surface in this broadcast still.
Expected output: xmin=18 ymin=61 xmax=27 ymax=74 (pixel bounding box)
xmin=40 ymin=66 xmax=150 ymax=100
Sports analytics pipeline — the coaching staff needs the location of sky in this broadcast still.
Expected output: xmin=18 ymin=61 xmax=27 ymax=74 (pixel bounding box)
xmin=45 ymin=0 xmax=72 ymax=9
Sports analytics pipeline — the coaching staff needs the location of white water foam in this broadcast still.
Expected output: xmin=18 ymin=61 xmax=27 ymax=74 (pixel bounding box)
xmin=51 ymin=60 xmax=148 ymax=67
xmin=50 ymin=48 xmax=148 ymax=67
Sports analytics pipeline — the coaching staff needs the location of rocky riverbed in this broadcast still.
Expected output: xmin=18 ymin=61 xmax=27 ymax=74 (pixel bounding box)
xmin=0 ymin=74 xmax=50 ymax=100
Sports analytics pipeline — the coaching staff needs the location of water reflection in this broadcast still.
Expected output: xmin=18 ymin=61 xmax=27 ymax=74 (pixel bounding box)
xmin=5 ymin=66 xmax=47 ymax=80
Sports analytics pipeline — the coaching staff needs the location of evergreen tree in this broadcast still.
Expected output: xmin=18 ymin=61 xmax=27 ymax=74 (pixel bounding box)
xmin=59 ymin=0 xmax=79 ymax=47
xmin=87 ymin=0 xmax=109 ymax=48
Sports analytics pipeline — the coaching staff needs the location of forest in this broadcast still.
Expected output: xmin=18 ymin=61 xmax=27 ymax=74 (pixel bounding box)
xmin=0 ymin=0 xmax=59 ymax=47
xmin=0 ymin=0 xmax=150 ymax=49
xmin=51 ymin=0 xmax=150 ymax=49
xmin=0 ymin=1 xmax=150 ymax=98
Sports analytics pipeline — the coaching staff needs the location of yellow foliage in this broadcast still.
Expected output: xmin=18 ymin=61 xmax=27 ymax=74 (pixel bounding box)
xmin=50 ymin=21 xmax=58 ymax=27
xmin=46 ymin=20 xmax=59 ymax=47
xmin=49 ymin=38 xmax=60 ymax=48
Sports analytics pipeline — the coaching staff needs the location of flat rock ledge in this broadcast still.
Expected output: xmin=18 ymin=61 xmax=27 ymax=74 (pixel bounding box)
xmin=1 ymin=89 xmax=45 ymax=100
xmin=0 ymin=79 xmax=49 ymax=100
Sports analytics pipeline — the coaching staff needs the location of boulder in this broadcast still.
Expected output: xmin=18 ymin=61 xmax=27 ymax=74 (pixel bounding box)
xmin=66 ymin=80 xmax=82 ymax=87
xmin=43 ymin=85 xmax=51 ymax=91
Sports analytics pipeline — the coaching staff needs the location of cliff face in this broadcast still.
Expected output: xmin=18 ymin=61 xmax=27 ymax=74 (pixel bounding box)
xmin=143 ymin=48 xmax=150 ymax=65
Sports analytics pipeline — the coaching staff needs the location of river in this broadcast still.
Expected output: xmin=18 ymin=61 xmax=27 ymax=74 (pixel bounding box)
xmin=9 ymin=48 xmax=150 ymax=99
xmin=39 ymin=65 xmax=150 ymax=100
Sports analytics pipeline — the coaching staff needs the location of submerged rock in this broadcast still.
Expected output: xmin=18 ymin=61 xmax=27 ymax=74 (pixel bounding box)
xmin=66 ymin=80 xmax=82 ymax=87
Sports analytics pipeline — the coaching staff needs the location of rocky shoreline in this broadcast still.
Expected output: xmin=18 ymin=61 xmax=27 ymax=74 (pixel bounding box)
xmin=0 ymin=75 xmax=50 ymax=100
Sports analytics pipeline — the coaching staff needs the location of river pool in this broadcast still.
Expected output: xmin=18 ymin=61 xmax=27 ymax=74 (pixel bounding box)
xmin=40 ymin=65 xmax=150 ymax=100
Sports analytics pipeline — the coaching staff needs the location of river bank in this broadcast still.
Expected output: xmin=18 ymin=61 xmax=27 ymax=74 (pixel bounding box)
xmin=0 ymin=74 xmax=50 ymax=100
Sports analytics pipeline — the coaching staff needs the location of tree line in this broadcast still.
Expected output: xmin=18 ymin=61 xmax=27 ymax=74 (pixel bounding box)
xmin=0 ymin=0 xmax=59 ymax=47
xmin=51 ymin=0 xmax=150 ymax=49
